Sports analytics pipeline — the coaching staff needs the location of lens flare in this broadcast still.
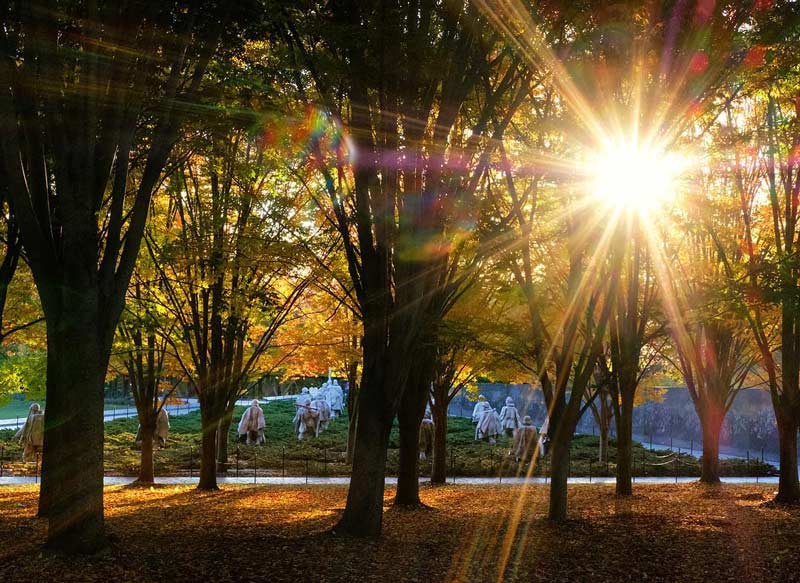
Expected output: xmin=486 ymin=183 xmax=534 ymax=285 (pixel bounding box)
xmin=590 ymin=141 xmax=685 ymax=214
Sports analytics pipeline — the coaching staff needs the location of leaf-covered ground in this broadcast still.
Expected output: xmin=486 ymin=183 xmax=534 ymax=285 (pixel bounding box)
xmin=1 ymin=483 xmax=799 ymax=582
xmin=0 ymin=400 xmax=775 ymax=478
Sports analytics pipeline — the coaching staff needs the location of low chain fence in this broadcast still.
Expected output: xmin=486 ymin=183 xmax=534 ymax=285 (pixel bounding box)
xmin=0 ymin=430 xmax=779 ymax=483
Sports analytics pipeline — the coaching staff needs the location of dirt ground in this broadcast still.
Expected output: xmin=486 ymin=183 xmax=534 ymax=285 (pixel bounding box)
xmin=1 ymin=483 xmax=799 ymax=582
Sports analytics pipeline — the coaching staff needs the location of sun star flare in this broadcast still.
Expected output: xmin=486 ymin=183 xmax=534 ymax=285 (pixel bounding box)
xmin=590 ymin=140 xmax=685 ymax=214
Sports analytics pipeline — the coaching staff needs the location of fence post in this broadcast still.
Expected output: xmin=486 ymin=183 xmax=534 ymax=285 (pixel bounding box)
xmin=690 ymin=439 xmax=693 ymax=456
xmin=670 ymin=436 xmax=673 ymax=451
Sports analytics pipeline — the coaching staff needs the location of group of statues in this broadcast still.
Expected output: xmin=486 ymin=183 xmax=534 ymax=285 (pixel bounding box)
xmin=14 ymin=402 xmax=44 ymax=463
xmin=293 ymin=374 xmax=345 ymax=440
xmin=472 ymin=395 xmax=540 ymax=460
xmin=15 ymin=389 xmax=538 ymax=467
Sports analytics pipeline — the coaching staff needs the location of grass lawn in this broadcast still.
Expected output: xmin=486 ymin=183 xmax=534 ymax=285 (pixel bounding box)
xmin=0 ymin=483 xmax=796 ymax=582
xmin=0 ymin=399 xmax=774 ymax=478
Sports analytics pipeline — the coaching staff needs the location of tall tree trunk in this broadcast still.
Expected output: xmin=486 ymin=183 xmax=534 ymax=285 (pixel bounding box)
xmin=431 ymin=403 xmax=448 ymax=484
xmin=548 ymin=430 xmax=572 ymax=522
xmin=775 ymin=413 xmax=800 ymax=503
xmin=598 ymin=422 xmax=609 ymax=464
xmin=615 ymin=393 xmax=634 ymax=495
xmin=345 ymin=363 xmax=359 ymax=465
xmin=41 ymin=311 xmax=107 ymax=553
xmin=335 ymin=374 xmax=393 ymax=537
xmin=137 ymin=421 xmax=156 ymax=484
xmin=395 ymin=371 xmax=429 ymax=506
xmin=216 ymin=409 xmax=234 ymax=474
xmin=346 ymin=404 xmax=358 ymax=465
xmin=198 ymin=403 xmax=220 ymax=490
xmin=700 ymin=414 xmax=722 ymax=484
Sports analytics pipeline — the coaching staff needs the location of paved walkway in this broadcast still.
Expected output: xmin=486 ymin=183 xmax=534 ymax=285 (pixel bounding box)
xmin=0 ymin=475 xmax=779 ymax=486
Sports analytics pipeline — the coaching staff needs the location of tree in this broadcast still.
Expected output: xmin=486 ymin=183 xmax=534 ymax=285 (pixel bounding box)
xmin=113 ymin=276 xmax=182 ymax=484
xmin=585 ymin=363 xmax=615 ymax=464
xmin=270 ymin=266 xmax=362 ymax=462
xmin=429 ymin=314 xmax=495 ymax=484
xmin=0 ymin=1 xmax=237 ymax=551
xmin=148 ymin=127 xmax=312 ymax=489
xmin=604 ymin=227 xmax=662 ymax=495
xmin=281 ymin=1 xmax=534 ymax=533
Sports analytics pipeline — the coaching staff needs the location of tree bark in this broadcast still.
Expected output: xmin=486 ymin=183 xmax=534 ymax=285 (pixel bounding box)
xmin=345 ymin=361 xmax=359 ymax=465
xmin=431 ymin=404 xmax=448 ymax=484
xmin=198 ymin=426 xmax=219 ymax=490
xmin=775 ymin=413 xmax=800 ymax=503
xmin=394 ymin=372 xmax=429 ymax=506
xmin=334 ymin=382 xmax=392 ymax=537
xmin=700 ymin=415 xmax=722 ymax=484
xmin=41 ymin=311 xmax=108 ymax=553
xmin=137 ymin=421 xmax=156 ymax=484
xmin=548 ymin=430 xmax=572 ymax=522
xmin=216 ymin=410 xmax=233 ymax=474
xmin=599 ymin=424 xmax=609 ymax=464
xmin=198 ymin=405 xmax=220 ymax=490
xmin=395 ymin=409 xmax=422 ymax=505
xmin=615 ymin=393 xmax=634 ymax=495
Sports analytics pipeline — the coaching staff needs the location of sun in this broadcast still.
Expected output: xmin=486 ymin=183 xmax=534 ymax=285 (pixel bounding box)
xmin=590 ymin=140 xmax=685 ymax=214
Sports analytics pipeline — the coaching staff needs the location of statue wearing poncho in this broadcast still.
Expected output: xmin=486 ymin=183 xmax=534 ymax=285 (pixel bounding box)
xmin=471 ymin=395 xmax=492 ymax=424
xmin=238 ymin=400 xmax=266 ymax=446
xmin=475 ymin=407 xmax=501 ymax=445
xmin=293 ymin=388 xmax=310 ymax=433
xmin=135 ymin=406 xmax=171 ymax=449
xmin=154 ymin=408 xmax=170 ymax=447
xmin=15 ymin=403 xmax=44 ymax=463
xmin=295 ymin=392 xmax=320 ymax=440
xmin=419 ymin=409 xmax=434 ymax=460
xmin=513 ymin=416 xmax=538 ymax=461
xmin=499 ymin=396 xmax=521 ymax=437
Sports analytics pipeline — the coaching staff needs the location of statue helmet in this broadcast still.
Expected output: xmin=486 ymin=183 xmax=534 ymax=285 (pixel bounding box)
xmin=505 ymin=396 xmax=514 ymax=406
xmin=523 ymin=415 xmax=532 ymax=425
xmin=251 ymin=399 xmax=260 ymax=408
xmin=29 ymin=403 xmax=40 ymax=413
xmin=478 ymin=395 xmax=486 ymax=401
